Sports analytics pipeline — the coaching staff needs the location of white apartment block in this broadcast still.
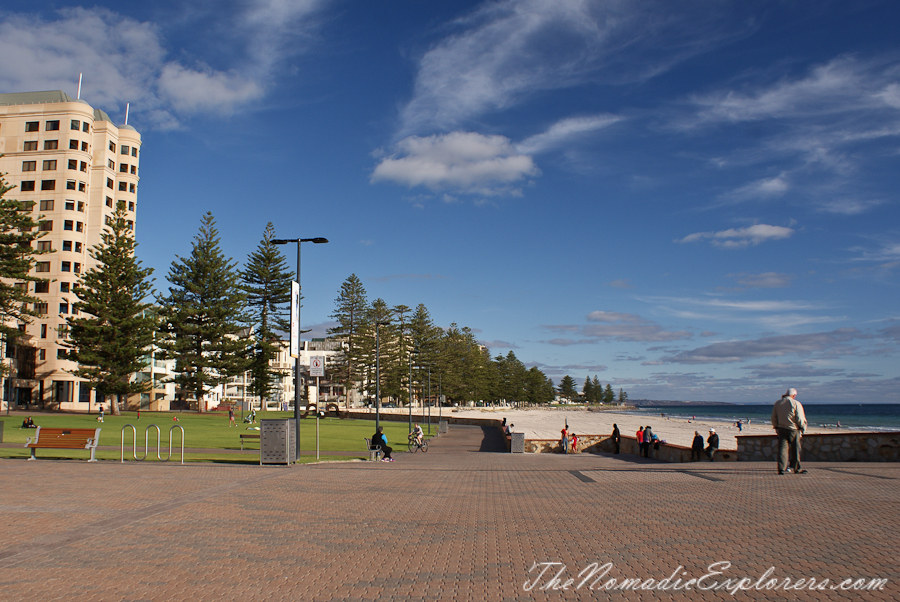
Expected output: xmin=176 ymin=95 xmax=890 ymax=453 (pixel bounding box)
xmin=1 ymin=90 xmax=141 ymax=412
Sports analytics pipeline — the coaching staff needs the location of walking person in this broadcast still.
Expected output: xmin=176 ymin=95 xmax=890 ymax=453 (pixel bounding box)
xmin=772 ymin=388 xmax=808 ymax=475
xmin=705 ymin=428 xmax=719 ymax=461
xmin=228 ymin=406 xmax=236 ymax=427
xmin=611 ymin=424 xmax=620 ymax=454
xmin=691 ymin=431 xmax=704 ymax=461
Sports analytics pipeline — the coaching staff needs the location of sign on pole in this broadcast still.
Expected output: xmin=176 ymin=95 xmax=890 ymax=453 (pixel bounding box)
xmin=310 ymin=356 xmax=325 ymax=377
xmin=290 ymin=281 xmax=300 ymax=358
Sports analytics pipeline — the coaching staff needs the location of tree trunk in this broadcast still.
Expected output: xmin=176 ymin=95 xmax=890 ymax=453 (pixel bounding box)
xmin=111 ymin=393 xmax=121 ymax=416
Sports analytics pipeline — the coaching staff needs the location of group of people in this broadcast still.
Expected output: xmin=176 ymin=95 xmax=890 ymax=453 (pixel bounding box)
xmin=691 ymin=429 xmax=719 ymax=461
xmin=635 ymin=425 xmax=659 ymax=458
xmin=559 ymin=427 xmax=579 ymax=453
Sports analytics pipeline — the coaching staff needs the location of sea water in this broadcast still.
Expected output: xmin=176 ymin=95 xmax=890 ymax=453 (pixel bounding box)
xmin=628 ymin=403 xmax=900 ymax=432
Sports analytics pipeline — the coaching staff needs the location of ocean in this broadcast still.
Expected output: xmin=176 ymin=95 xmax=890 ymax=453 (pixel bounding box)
xmin=627 ymin=403 xmax=900 ymax=432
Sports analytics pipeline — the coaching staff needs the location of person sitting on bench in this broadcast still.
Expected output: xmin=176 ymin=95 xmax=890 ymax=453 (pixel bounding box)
xmin=372 ymin=426 xmax=393 ymax=462
xmin=22 ymin=416 xmax=36 ymax=429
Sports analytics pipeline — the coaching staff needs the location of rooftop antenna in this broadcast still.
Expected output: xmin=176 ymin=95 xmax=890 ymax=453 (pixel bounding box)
xmin=125 ymin=103 xmax=130 ymax=125
xmin=77 ymin=73 xmax=83 ymax=99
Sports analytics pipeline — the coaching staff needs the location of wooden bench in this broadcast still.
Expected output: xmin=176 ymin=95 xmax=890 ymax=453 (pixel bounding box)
xmin=364 ymin=438 xmax=382 ymax=462
xmin=240 ymin=433 xmax=260 ymax=450
xmin=25 ymin=427 xmax=101 ymax=462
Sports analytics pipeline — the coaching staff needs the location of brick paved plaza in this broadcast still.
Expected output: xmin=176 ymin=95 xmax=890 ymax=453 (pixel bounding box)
xmin=0 ymin=425 xmax=896 ymax=601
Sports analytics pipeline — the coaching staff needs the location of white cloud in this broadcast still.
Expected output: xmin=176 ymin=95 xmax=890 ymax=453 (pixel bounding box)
xmin=729 ymin=272 xmax=794 ymax=289
xmin=400 ymin=0 xmax=757 ymax=134
xmin=676 ymin=224 xmax=794 ymax=248
xmin=516 ymin=114 xmax=621 ymax=154
xmin=371 ymin=132 xmax=539 ymax=195
xmin=817 ymin=198 xmax=885 ymax=215
xmin=544 ymin=311 xmax=692 ymax=343
xmin=0 ymin=4 xmax=326 ymax=128
xmin=721 ymin=173 xmax=789 ymax=203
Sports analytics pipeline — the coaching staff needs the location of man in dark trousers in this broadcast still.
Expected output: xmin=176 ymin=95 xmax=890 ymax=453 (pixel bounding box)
xmin=706 ymin=428 xmax=719 ymax=461
xmin=611 ymin=424 xmax=620 ymax=454
xmin=371 ymin=426 xmax=393 ymax=462
xmin=691 ymin=431 xmax=704 ymax=461
xmin=772 ymin=387 xmax=808 ymax=475
xmin=642 ymin=426 xmax=653 ymax=458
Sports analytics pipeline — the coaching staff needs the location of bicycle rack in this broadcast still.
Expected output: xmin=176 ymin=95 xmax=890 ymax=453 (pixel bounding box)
xmin=121 ymin=424 xmax=185 ymax=464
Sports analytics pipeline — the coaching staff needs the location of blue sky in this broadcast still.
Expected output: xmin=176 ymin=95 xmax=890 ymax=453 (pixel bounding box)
xmin=2 ymin=1 xmax=899 ymax=403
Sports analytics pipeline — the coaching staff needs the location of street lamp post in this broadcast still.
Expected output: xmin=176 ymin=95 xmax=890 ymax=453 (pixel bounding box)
xmin=375 ymin=321 xmax=389 ymax=432
xmin=271 ymin=236 xmax=328 ymax=461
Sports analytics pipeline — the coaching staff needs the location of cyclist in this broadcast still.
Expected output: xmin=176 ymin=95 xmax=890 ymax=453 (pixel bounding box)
xmin=411 ymin=423 xmax=424 ymax=447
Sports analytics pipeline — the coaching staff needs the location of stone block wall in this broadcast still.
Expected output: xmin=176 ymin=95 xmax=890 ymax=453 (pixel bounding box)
xmin=737 ymin=431 xmax=900 ymax=462
xmin=524 ymin=435 xmax=735 ymax=462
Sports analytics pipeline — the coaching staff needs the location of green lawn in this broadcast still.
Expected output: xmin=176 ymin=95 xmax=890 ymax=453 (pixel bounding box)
xmin=0 ymin=411 xmax=422 ymax=463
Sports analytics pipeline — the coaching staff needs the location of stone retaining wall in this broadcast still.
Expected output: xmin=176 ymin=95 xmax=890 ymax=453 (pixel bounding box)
xmin=737 ymin=431 xmax=900 ymax=462
xmin=524 ymin=435 xmax=736 ymax=462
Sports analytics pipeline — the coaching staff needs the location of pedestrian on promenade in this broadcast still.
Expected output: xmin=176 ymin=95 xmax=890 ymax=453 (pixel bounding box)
xmin=612 ymin=424 xmax=620 ymax=454
xmin=228 ymin=406 xmax=236 ymax=427
xmin=691 ymin=431 xmax=704 ymax=461
xmin=372 ymin=426 xmax=393 ymax=462
xmin=570 ymin=433 xmax=578 ymax=454
xmin=772 ymin=388 xmax=808 ymax=475
xmin=635 ymin=426 xmax=643 ymax=454
xmin=706 ymin=428 xmax=719 ymax=461
xmin=560 ymin=427 xmax=569 ymax=454
xmin=98 ymin=405 xmax=104 ymax=423
xmin=642 ymin=426 xmax=654 ymax=458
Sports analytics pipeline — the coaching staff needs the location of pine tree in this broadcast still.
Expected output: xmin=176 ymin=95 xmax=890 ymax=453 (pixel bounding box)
xmin=63 ymin=205 xmax=156 ymax=415
xmin=157 ymin=212 xmax=249 ymax=411
xmin=603 ymin=383 xmax=615 ymax=403
xmin=618 ymin=388 xmax=628 ymax=404
xmin=559 ymin=375 xmax=577 ymax=402
xmin=591 ymin=375 xmax=602 ymax=403
xmin=327 ymin=274 xmax=368 ymax=408
xmin=0 ymin=171 xmax=48 ymax=367
xmin=582 ymin=376 xmax=593 ymax=403
xmin=241 ymin=223 xmax=294 ymax=401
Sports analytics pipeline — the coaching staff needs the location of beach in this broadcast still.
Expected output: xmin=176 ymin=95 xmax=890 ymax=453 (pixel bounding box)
xmin=445 ymin=406 xmax=834 ymax=450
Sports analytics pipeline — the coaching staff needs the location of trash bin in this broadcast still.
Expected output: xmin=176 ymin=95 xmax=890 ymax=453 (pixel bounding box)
xmin=510 ymin=432 xmax=525 ymax=453
xmin=260 ymin=419 xmax=297 ymax=465
xmin=439 ymin=420 xmax=448 ymax=435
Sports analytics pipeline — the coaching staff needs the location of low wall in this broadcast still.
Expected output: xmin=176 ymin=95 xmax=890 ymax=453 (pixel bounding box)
xmin=737 ymin=431 xmax=900 ymax=462
xmin=525 ymin=435 xmax=736 ymax=462
xmin=344 ymin=411 xmax=502 ymax=430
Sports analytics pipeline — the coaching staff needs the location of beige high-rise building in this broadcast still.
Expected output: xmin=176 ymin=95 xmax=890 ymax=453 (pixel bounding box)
xmin=0 ymin=90 xmax=141 ymax=412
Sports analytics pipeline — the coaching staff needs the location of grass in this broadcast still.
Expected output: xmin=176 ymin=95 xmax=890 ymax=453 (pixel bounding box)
xmin=0 ymin=411 xmax=423 ymax=463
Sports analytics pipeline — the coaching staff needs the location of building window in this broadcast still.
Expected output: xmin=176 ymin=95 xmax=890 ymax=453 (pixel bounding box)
xmin=80 ymin=161 xmax=87 ymax=172
xmin=83 ymin=122 xmax=90 ymax=133
xmin=121 ymin=145 xmax=129 ymax=155
xmin=127 ymin=220 xmax=134 ymax=230
xmin=108 ymin=159 xmax=115 ymax=169
xmin=76 ymin=222 xmax=83 ymax=232
xmin=45 ymin=120 xmax=60 ymax=131
xmin=37 ymin=241 xmax=52 ymax=252
xmin=40 ymin=324 xmax=48 ymax=338
xmin=20 ymin=181 xmax=35 ymax=192
xmin=25 ymin=122 xmax=39 ymax=132
xmin=69 ymin=139 xmax=78 ymax=150
xmin=44 ymin=140 xmax=58 ymax=150
xmin=131 ymin=165 xmax=137 ymax=175
xmin=35 ymin=262 xmax=50 ymax=273
xmin=39 ymin=349 xmax=46 ymax=361
xmin=68 ymin=159 xmax=78 ymax=170
xmin=60 ymin=282 xmax=70 ymax=293
xmin=119 ymin=163 xmax=128 ymax=173
xmin=109 ymin=141 xmax=116 ymax=152
xmin=119 ymin=182 xmax=127 ymax=191
xmin=74 ymin=263 xmax=81 ymax=274
xmin=61 ymin=261 xmax=71 ymax=272
xmin=62 ymin=241 xmax=72 ymax=251
xmin=66 ymin=180 xmax=76 ymax=190
xmin=106 ymin=197 xmax=113 ymax=208
xmin=77 ymin=201 xmax=85 ymax=212
xmin=65 ymin=201 xmax=75 ymax=211
xmin=59 ymin=303 xmax=69 ymax=314
xmin=41 ymin=180 xmax=55 ymax=191
xmin=71 ymin=119 xmax=80 ymax=130
xmin=24 ymin=141 xmax=38 ymax=151
xmin=34 ymin=302 xmax=48 ymax=314
xmin=129 ymin=183 xmax=136 ymax=193
xmin=128 ymin=201 xmax=135 ymax=211
xmin=107 ymin=178 xmax=114 ymax=189
xmin=22 ymin=161 xmax=36 ymax=172
xmin=39 ymin=221 xmax=52 ymax=232
xmin=43 ymin=160 xmax=57 ymax=171
xmin=78 ymin=182 xmax=86 ymax=192
xmin=35 ymin=281 xmax=49 ymax=293
xmin=64 ymin=220 xmax=74 ymax=231
xmin=75 ymin=242 xmax=82 ymax=253
xmin=132 ymin=148 xmax=138 ymax=157
xmin=81 ymin=141 xmax=88 ymax=152
xmin=39 ymin=200 xmax=53 ymax=211
xmin=56 ymin=349 xmax=67 ymax=360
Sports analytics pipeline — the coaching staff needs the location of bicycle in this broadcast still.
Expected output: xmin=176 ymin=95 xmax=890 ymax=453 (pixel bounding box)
xmin=407 ymin=434 xmax=428 ymax=453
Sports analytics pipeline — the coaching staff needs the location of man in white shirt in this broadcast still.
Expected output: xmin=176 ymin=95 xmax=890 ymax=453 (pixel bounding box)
xmin=771 ymin=388 xmax=808 ymax=475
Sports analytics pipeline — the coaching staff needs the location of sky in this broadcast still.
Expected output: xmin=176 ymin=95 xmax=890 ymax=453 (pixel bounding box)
xmin=2 ymin=0 xmax=899 ymax=404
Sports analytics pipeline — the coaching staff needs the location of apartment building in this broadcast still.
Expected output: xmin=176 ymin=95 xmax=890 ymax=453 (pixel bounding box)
xmin=0 ymin=90 xmax=141 ymax=412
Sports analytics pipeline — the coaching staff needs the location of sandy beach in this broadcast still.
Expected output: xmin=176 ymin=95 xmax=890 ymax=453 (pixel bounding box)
xmin=444 ymin=406 xmax=833 ymax=450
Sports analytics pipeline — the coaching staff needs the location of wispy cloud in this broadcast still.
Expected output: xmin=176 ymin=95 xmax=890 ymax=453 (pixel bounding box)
xmin=481 ymin=340 xmax=520 ymax=350
xmin=719 ymin=173 xmax=789 ymax=204
xmin=0 ymin=3 xmax=327 ymax=128
xmin=676 ymin=224 xmax=794 ymax=248
xmin=371 ymin=132 xmax=539 ymax=195
xmin=607 ymin=279 xmax=634 ymax=289
xmin=544 ymin=311 xmax=692 ymax=344
xmin=516 ymin=114 xmax=621 ymax=154
xmin=728 ymin=272 xmax=794 ymax=289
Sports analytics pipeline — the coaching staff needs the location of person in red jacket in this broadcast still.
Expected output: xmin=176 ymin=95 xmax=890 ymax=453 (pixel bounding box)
xmin=636 ymin=426 xmax=644 ymax=452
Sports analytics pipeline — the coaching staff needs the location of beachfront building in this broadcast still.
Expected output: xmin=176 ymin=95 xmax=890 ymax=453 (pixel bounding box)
xmin=0 ymin=90 xmax=140 ymax=412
